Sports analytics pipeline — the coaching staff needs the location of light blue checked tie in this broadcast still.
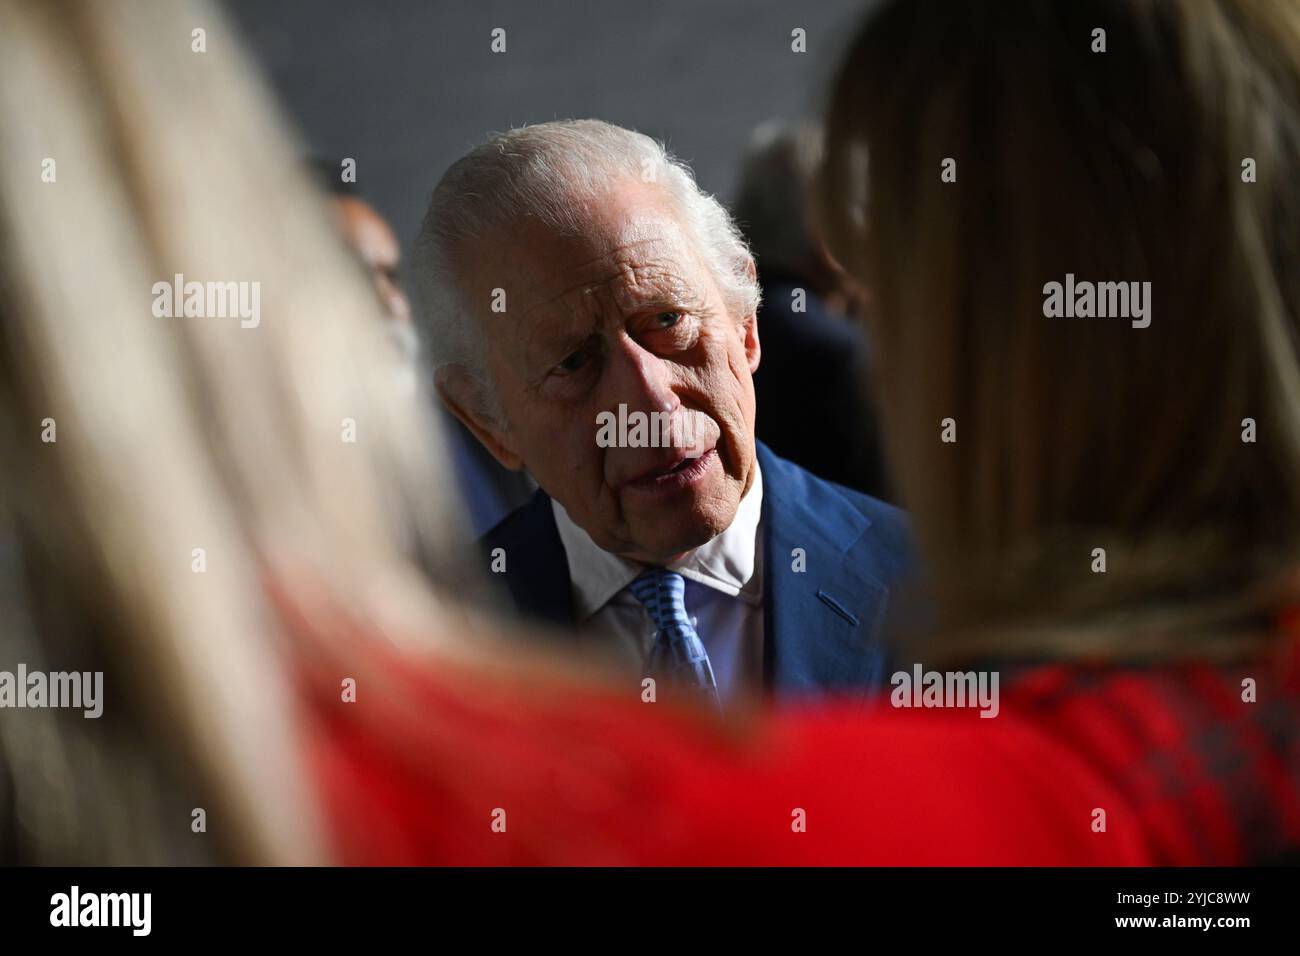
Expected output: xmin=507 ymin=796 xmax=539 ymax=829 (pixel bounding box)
xmin=628 ymin=568 xmax=720 ymax=707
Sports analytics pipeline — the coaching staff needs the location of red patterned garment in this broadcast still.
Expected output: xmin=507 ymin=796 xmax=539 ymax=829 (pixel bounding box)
xmin=304 ymin=625 xmax=1300 ymax=865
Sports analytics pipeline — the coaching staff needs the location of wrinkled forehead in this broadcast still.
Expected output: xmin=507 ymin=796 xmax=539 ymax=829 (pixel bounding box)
xmin=460 ymin=186 xmax=710 ymax=325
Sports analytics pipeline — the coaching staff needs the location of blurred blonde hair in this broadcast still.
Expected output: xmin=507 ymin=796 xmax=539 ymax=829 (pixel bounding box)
xmin=820 ymin=0 xmax=1300 ymax=661
xmin=0 ymin=0 xmax=469 ymax=863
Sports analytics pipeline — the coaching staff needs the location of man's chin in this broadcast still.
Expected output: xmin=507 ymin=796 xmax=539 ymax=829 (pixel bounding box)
xmin=620 ymin=501 xmax=736 ymax=564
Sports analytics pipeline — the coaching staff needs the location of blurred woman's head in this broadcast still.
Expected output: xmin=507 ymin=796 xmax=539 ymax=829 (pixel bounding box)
xmin=821 ymin=0 xmax=1300 ymax=659
xmin=0 ymin=0 xmax=465 ymax=862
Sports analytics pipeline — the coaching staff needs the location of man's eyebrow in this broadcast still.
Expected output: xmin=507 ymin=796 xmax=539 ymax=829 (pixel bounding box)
xmin=610 ymin=267 xmax=696 ymax=305
xmin=522 ymin=312 xmax=603 ymax=371
xmin=533 ymin=326 xmax=592 ymax=356
xmin=619 ymin=280 xmax=710 ymax=316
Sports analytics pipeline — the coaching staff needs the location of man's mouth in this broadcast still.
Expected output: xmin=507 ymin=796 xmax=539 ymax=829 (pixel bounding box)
xmin=619 ymin=448 xmax=718 ymax=496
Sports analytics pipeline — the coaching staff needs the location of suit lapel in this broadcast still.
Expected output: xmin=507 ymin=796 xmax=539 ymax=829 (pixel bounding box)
xmin=758 ymin=444 xmax=890 ymax=700
xmin=483 ymin=490 xmax=576 ymax=629
xmin=484 ymin=451 xmax=896 ymax=696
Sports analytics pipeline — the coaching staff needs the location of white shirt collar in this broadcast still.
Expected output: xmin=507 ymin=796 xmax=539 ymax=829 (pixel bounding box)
xmin=552 ymin=462 xmax=765 ymax=621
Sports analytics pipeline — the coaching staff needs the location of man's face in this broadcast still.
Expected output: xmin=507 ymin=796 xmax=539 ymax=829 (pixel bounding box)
xmin=449 ymin=181 xmax=761 ymax=564
xmin=333 ymin=195 xmax=412 ymax=325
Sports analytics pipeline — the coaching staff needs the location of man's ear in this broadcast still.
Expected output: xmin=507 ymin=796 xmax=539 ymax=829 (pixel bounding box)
xmin=740 ymin=258 xmax=761 ymax=374
xmin=434 ymin=366 xmax=525 ymax=471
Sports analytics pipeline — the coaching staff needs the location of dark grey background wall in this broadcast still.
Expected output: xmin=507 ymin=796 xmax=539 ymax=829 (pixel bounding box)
xmin=224 ymin=0 xmax=870 ymax=249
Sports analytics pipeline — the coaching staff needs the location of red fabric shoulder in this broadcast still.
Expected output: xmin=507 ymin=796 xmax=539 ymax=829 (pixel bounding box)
xmin=304 ymin=649 xmax=1152 ymax=865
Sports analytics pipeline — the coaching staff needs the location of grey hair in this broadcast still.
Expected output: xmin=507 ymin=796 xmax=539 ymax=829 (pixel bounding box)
xmin=411 ymin=119 xmax=760 ymax=411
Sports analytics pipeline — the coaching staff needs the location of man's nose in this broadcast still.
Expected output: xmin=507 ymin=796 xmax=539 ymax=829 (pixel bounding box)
xmin=601 ymin=333 xmax=678 ymax=417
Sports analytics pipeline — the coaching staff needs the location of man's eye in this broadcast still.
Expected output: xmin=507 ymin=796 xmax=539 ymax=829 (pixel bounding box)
xmin=655 ymin=311 xmax=683 ymax=328
xmin=553 ymin=350 xmax=590 ymax=375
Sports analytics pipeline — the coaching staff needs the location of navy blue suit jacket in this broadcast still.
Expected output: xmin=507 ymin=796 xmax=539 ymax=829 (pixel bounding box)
xmin=480 ymin=442 xmax=917 ymax=699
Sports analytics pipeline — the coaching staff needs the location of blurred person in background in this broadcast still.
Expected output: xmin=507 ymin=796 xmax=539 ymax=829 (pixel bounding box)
xmin=310 ymin=157 xmax=536 ymax=534
xmin=312 ymin=158 xmax=413 ymax=329
xmin=1 ymin=0 xmax=1298 ymax=867
xmin=735 ymin=120 xmax=891 ymax=499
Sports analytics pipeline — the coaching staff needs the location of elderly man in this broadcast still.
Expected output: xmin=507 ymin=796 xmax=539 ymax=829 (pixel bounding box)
xmin=413 ymin=120 xmax=915 ymax=707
